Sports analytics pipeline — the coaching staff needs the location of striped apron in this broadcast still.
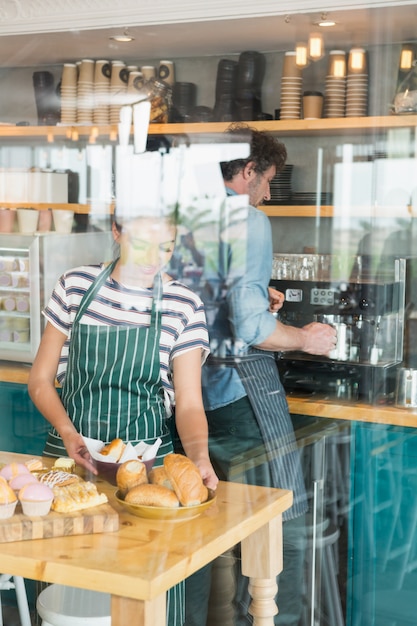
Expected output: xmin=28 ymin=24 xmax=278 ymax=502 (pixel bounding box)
xmin=234 ymin=348 xmax=307 ymax=520
xmin=43 ymin=259 xmax=184 ymax=626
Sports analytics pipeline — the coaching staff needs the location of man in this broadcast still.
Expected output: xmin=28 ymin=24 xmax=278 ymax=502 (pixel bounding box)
xmin=184 ymin=123 xmax=336 ymax=626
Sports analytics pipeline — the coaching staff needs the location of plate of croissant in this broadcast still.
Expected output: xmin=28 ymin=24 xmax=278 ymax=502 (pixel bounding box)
xmin=115 ymin=453 xmax=216 ymax=520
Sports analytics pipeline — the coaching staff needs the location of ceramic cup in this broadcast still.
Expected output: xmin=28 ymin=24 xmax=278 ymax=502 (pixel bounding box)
xmin=52 ymin=209 xmax=74 ymax=234
xmin=17 ymin=209 xmax=39 ymax=233
xmin=0 ymin=209 xmax=16 ymax=233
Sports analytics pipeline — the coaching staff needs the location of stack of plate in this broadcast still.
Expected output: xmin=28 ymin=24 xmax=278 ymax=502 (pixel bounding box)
xmin=280 ymin=52 xmax=302 ymax=120
xmin=324 ymin=51 xmax=346 ymax=118
xmin=77 ymin=59 xmax=95 ymax=124
xmin=265 ymin=164 xmax=293 ymax=205
xmin=292 ymin=191 xmax=333 ymax=206
xmin=60 ymin=63 xmax=77 ymax=124
xmin=346 ymin=48 xmax=368 ymax=117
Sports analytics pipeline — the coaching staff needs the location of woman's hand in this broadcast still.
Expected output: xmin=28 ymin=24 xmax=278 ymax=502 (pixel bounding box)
xmin=194 ymin=457 xmax=219 ymax=491
xmin=61 ymin=431 xmax=97 ymax=475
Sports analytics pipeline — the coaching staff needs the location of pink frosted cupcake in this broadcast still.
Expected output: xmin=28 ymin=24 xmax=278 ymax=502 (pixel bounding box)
xmin=9 ymin=472 xmax=39 ymax=494
xmin=18 ymin=482 xmax=54 ymax=516
xmin=0 ymin=476 xmax=18 ymax=519
xmin=0 ymin=462 xmax=30 ymax=481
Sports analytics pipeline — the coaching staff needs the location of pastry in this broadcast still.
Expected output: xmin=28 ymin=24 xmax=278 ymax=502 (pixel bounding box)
xmin=0 ymin=477 xmax=18 ymax=519
xmin=9 ymin=472 xmax=39 ymax=493
xmin=124 ymin=483 xmax=179 ymax=508
xmin=18 ymin=482 xmax=54 ymax=516
xmin=0 ymin=462 xmax=30 ymax=481
xmin=51 ymin=481 xmax=108 ymax=513
xmin=116 ymin=459 xmax=148 ymax=496
xmin=24 ymin=458 xmax=44 ymax=472
xmin=100 ymin=438 xmax=126 ymax=462
xmin=53 ymin=457 xmax=76 ymax=473
xmin=163 ymin=454 xmax=208 ymax=507
xmin=39 ymin=470 xmax=80 ymax=487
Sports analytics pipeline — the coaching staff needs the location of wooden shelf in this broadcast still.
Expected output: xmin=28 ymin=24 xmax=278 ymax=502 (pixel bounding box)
xmin=0 ymin=203 xmax=114 ymax=214
xmin=0 ymin=115 xmax=416 ymax=140
xmin=260 ymin=204 xmax=417 ymax=218
xmin=261 ymin=205 xmax=334 ymax=217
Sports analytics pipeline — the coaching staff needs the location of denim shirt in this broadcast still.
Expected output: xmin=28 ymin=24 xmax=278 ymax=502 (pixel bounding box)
xmin=202 ymin=195 xmax=277 ymax=411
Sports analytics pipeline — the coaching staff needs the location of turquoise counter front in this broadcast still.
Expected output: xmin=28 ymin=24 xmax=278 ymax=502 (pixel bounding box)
xmin=0 ymin=381 xmax=49 ymax=455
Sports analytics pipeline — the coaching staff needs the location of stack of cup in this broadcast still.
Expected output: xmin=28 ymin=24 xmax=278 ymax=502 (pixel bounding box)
xmin=93 ymin=60 xmax=111 ymax=125
xmin=110 ymin=61 xmax=128 ymax=125
xmin=280 ymin=52 xmax=302 ymax=120
xmin=126 ymin=71 xmax=145 ymax=105
xmin=60 ymin=63 xmax=77 ymax=124
xmin=158 ymin=60 xmax=175 ymax=87
xmin=141 ymin=66 xmax=156 ymax=82
xmin=324 ymin=50 xmax=347 ymax=118
xmin=77 ymin=59 xmax=95 ymax=124
xmin=346 ymin=48 xmax=368 ymax=117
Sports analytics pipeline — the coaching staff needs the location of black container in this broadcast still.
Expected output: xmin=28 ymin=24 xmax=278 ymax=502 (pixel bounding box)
xmin=32 ymin=71 xmax=60 ymax=125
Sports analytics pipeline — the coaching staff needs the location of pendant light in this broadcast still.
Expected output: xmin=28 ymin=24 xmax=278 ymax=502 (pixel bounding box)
xmin=400 ymin=46 xmax=414 ymax=70
xmin=295 ymin=43 xmax=309 ymax=68
xmin=309 ymin=33 xmax=324 ymax=61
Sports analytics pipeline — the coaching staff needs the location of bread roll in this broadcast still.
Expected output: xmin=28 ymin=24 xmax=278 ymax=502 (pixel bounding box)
xmin=116 ymin=459 xmax=148 ymax=496
xmin=148 ymin=466 xmax=173 ymax=490
xmin=163 ymin=454 xmax=208 ymax=507
xmin=100 ymin=438 xmax=125 ymax=461
xmin=125 ymin=483 xmax=179 ymax=508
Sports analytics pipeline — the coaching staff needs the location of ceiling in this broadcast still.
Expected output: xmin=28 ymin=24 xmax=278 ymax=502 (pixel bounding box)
xmin=0 ymin=4 xmax=416 ymax=67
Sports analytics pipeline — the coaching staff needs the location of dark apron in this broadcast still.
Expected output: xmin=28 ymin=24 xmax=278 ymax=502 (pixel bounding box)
xmin=43 ymin=259 xmax=183 ymax=625
xmin=234 ymin=348 xmax=308 ymax=521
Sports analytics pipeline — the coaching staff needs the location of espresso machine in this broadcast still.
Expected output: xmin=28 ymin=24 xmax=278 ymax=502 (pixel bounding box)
xmin=270 ymin=254 xmax=406 ymax=403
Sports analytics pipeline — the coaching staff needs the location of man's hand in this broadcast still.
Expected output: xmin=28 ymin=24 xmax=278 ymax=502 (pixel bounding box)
xmin=302 ymin=322 xmax=337 ymax=356
xmin=268 ymin=287 xmax=285 ymax=313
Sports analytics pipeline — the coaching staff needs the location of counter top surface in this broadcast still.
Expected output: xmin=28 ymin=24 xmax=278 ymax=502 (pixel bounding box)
xmin=0 ymin=452 xmax=292 ymax=602
xmin=2 ymin=362 xmax=417 ymax=428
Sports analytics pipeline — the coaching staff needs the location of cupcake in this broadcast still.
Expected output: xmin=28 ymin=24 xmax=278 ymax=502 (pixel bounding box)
xmin=18 ymin=482 xmax=54 ymax=516
xmin=0 ymin=462 xmax=30 ymax=481
xmin=9 ymin=472 xmax=39 ymax=494
xmin=0 ymin=476 xmax=18 ymax=519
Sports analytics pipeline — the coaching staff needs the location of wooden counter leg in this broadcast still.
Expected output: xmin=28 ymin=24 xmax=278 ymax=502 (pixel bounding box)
xmin=111 ymin=593 xmax=166 ymax=626
xmin=241 ymin=514 xmax=283 ymax=626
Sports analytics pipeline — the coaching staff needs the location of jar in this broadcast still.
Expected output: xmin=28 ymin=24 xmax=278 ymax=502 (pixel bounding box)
xmin=132 ymin=78 xmax=172 ymax=124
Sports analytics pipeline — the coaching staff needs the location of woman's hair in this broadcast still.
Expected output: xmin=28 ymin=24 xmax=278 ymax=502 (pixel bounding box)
xmin=220 ymin=122 xmax=287 ymax=181
xmin=112 ymin=209 xmax=178 ymax=234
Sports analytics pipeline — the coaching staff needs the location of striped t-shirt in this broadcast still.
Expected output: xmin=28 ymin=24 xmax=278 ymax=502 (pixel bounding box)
xmin=43 ymin=263 xmax=210 ymax=413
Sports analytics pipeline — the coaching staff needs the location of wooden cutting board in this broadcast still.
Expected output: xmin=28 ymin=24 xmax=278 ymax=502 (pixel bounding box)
xmin=0 ymin=502 xmax=119 ymax=543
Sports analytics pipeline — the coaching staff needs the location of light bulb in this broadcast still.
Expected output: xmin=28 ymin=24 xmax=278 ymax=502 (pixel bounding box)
xmin=309 ymin=34 xmax=324 ymax=61
xmin=400 ymin=47 xmax=414 ymax=70
xmin=295 ymin=43 xmax=309 ymax=68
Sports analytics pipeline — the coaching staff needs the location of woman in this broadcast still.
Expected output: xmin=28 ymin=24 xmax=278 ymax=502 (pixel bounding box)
xmin=28 ymin=211 xmax=218 ymax=626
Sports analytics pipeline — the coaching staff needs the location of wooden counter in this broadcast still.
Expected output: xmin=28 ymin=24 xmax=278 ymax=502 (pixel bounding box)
xmin=286 ymin=395 xmax=417 ymax=428
xmin=0 ymin=452 xmax=292 ymax=626
xmin=3 ymin=362 xmax=417 ymax=429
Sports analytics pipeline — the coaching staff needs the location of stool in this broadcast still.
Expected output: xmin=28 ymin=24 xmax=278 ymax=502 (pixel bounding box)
xmin=36 ymin=585 xmax=111 ymax=626
xmin=300 ymin=519 xmax=344 ymax=626
xmin=0 ymin=574 xmax=32 ymax=626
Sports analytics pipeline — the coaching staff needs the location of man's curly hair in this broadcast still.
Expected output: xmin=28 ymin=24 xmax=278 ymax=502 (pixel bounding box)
xmin=220 ymin=122 xmax=287 ymax=181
